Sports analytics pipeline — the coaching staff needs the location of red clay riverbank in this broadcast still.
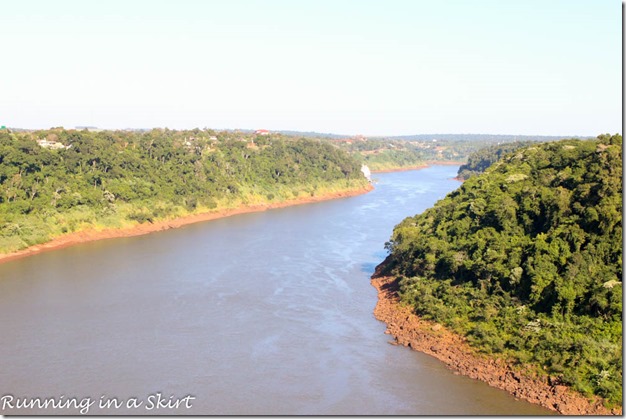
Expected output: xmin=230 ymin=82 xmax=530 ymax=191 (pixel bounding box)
xmin=0 ymin=184 xmax=373 ymax=266
xmin=371 ymin=273 xmax=621 ymax=415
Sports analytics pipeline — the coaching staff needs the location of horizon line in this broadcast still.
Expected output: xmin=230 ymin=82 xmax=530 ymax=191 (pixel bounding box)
xmin=2 ymin=125 xmax=605 ymax=139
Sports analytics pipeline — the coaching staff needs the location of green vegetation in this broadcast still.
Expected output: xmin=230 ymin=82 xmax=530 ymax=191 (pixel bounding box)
xmin=383 ymin=135 xmax=622 ymax=405
xmin=456 ymin=141 xmax=535 ymax=180
xmin=0 ymin=128 xmax=369 ymax=254
xmin=328 ymin=138 xmax=463 ymax=172
xmin=326 ymin=135 xmax=568 ymax=172
xmin=351 ymin=141 xmax=429 ymax=172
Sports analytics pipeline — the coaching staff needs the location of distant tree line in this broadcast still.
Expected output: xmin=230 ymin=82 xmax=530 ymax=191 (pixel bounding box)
xmin=326 ymin=137 xmax=563 ymax=172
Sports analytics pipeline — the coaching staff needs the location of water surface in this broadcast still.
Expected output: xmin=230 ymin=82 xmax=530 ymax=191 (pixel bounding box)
xmin=0 ymin=166 xmax=551 ymax=415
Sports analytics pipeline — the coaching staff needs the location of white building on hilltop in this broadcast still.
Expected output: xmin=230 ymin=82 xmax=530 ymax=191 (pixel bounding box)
xmin=37 ymin=138 xmax=68 ymax=149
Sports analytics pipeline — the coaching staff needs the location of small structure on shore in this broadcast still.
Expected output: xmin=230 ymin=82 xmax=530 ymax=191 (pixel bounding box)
xmin=361 ymin=164 xmax=371 ymax=182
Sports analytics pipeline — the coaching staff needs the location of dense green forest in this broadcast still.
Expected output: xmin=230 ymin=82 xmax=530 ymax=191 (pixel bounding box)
xmin=382 ymin=135 xmax=622 ymax=405
xmin=0 ymin=128 xmax=368 ymax=254
xmin=456 ymin=141 xmax=535 ymax=180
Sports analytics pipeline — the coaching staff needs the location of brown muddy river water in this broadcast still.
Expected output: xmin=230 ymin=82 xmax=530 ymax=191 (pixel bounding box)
xmin=0 ymin=166 xmax=551 ymax=415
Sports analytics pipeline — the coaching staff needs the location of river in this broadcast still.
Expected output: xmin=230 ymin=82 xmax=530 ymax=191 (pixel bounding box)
xmin=0 ymin=166 xmax=551 ymax=415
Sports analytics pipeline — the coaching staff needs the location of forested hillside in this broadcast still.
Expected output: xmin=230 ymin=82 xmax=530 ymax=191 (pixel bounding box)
xmin=456 ymin=141 xmax=535 ymax=180
xmin=0 ymin=128 xmax=368 ymax=253
xmin=382 ymin=135 xmax=622 ymax=404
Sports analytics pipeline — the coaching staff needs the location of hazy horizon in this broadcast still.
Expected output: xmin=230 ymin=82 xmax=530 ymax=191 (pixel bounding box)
xmin=3 ymin=125 xmax=601 ymax=139
xmin=2 ymin=0 xmax=621 ymax=137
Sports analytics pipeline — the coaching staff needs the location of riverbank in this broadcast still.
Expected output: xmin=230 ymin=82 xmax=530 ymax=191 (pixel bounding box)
xmin=371 ymin=273 xmax=621 ymax=415
xmin=370 ymin=160 xmax=462 ymax=174
xmin=0 ymin=184 xmax=373 ymax=266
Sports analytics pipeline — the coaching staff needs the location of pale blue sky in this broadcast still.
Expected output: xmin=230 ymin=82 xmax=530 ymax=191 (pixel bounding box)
xmin=1 ymin=0 xmax=621 ymax=136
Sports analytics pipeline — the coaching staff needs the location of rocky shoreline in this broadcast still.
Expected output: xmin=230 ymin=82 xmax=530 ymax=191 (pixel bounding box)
xmin=371 ymin=273 xmax=621 ymax=415
xmin=0 ymin=184 xmax=373 ymax=266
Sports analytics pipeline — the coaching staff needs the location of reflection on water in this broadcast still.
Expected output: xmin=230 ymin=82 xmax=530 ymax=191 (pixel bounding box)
xmin=0 ymin=166 xmax=551 ymax=415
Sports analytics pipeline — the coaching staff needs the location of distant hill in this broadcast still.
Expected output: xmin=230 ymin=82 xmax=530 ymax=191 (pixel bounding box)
xmin=4 ymin=127 xmax=594 ymax=142
xmin=382 ymin=133 xmax=593 ymax=142
xmin=274 ymin=130 xmax=348 ymax=139
xmin=275 ymin=131 xmax=592 ymax=142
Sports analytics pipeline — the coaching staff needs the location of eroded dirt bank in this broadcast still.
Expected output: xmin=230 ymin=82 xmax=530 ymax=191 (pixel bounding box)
xmin=371 ymin=274 xmax=621 ymax=415
xmin=0 ymin=184 xmax=373 ymax=266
